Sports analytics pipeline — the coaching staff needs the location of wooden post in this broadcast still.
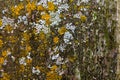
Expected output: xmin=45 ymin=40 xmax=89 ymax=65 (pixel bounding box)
xmin=116 ymin=0 xmax=120 ymax=79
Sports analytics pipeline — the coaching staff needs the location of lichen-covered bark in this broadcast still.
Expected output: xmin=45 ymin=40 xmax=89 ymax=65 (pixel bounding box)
xmin=0 ymin=0 xmax=117 ymax=79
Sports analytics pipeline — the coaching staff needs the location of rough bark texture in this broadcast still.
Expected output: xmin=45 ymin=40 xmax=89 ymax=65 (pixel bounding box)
xmin=116 ymin=0 xmax=120 ymax=79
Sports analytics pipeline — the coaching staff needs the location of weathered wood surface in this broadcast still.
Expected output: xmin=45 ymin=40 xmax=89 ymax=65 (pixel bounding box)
xmin=116 ymin=0 xmax=120 ymax=79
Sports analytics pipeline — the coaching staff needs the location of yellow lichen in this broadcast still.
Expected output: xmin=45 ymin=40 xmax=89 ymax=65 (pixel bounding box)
xmin=37 ymin=5 xmax=45 ymax=11
xmin=47 ymin=2 xmax=55 ymax=11
xmin=26 ymin=59 xmax=32 ymax=64
xmin=39 ymin=32 xmax=46 ymax=40
xmin=19 ymin=65 xmax=25 ymax=72
xmin=2 ymin=73 xmax=10 ymax=80
xmin=4 ymin=25 xmax=13 ymax=33
xmin=9 ymin=36 xmax=17 ymax=43
xmin=26 ymin=45 xmax=32 ymax=52
xmin=80 ymin=15 xmax=87 ymax=22
xmin=51 ymin=65 xmax=58 ymax=71
xmin=0 ymin=39 xmax=3 ymax=48
xmin=0 ymin=19 xmax=2 ymax=26
xmin=26 ymin=1 xmax=36 ymax=14
xmin=46 ymin=71 xmax=62 ymax=80
xmin=58 ymin=27 xmax=67 ymax=35
xmin=0 ymin=57 xmax=4 ymax=64
xmin=11 ymin=3 xmax=24 ymax=16
xmin=2 ymin=50 xmax=7 ymax=57
xmin=53 ymin=36 xmax=59 ymax=44
xmin=22 ymin=32 xmax=30 ymax=41
xmin=41 ymin=13 xmax=51 ymax=21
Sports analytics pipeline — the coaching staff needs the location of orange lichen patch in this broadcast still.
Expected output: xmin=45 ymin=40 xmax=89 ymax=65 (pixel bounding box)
xmin=46 ymin=71 xmax=62 ymax=80
xmin=26 ymin=45 xmax=32 ymax=52
xmin=0 ymin=57 xmax=4 ymax=64
xmin=4 ymin=25 xmax=13 ymax=33
xmin=47 ymin=2 xmax=55 ymax=11
xmin=11 ymin=3 xmax=24 ymax=16
xmin=0 ymin=39 xmax=3 ymax=48
xmin=41 ymin=13 xmax=51 ymax=21
xmin=9 ymin=36 xmax=17 ymax=43
xmin=2 ymin=73 xmax=10 ymax=80
xmin=58 ymin=27 xmax=67 ymax=35
xmin=2 ymin=50 xmax=7 ymax=57
xmin=37 ymin=5 xmax=45 ymax=11
xmin=50 ymin=65 xmax=58 ymax=71
xmin=26 ymin=1 xmax=36 ymax=14
xmin=26 ymin=59 xmax=32 ymax=64
xmin=53 ymin=36 xmax=59 ymax=44
xmin=46 ymin=20 xmax=51 ymax=25
xmin=19 ymin=65 xmax=25 ymax=72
